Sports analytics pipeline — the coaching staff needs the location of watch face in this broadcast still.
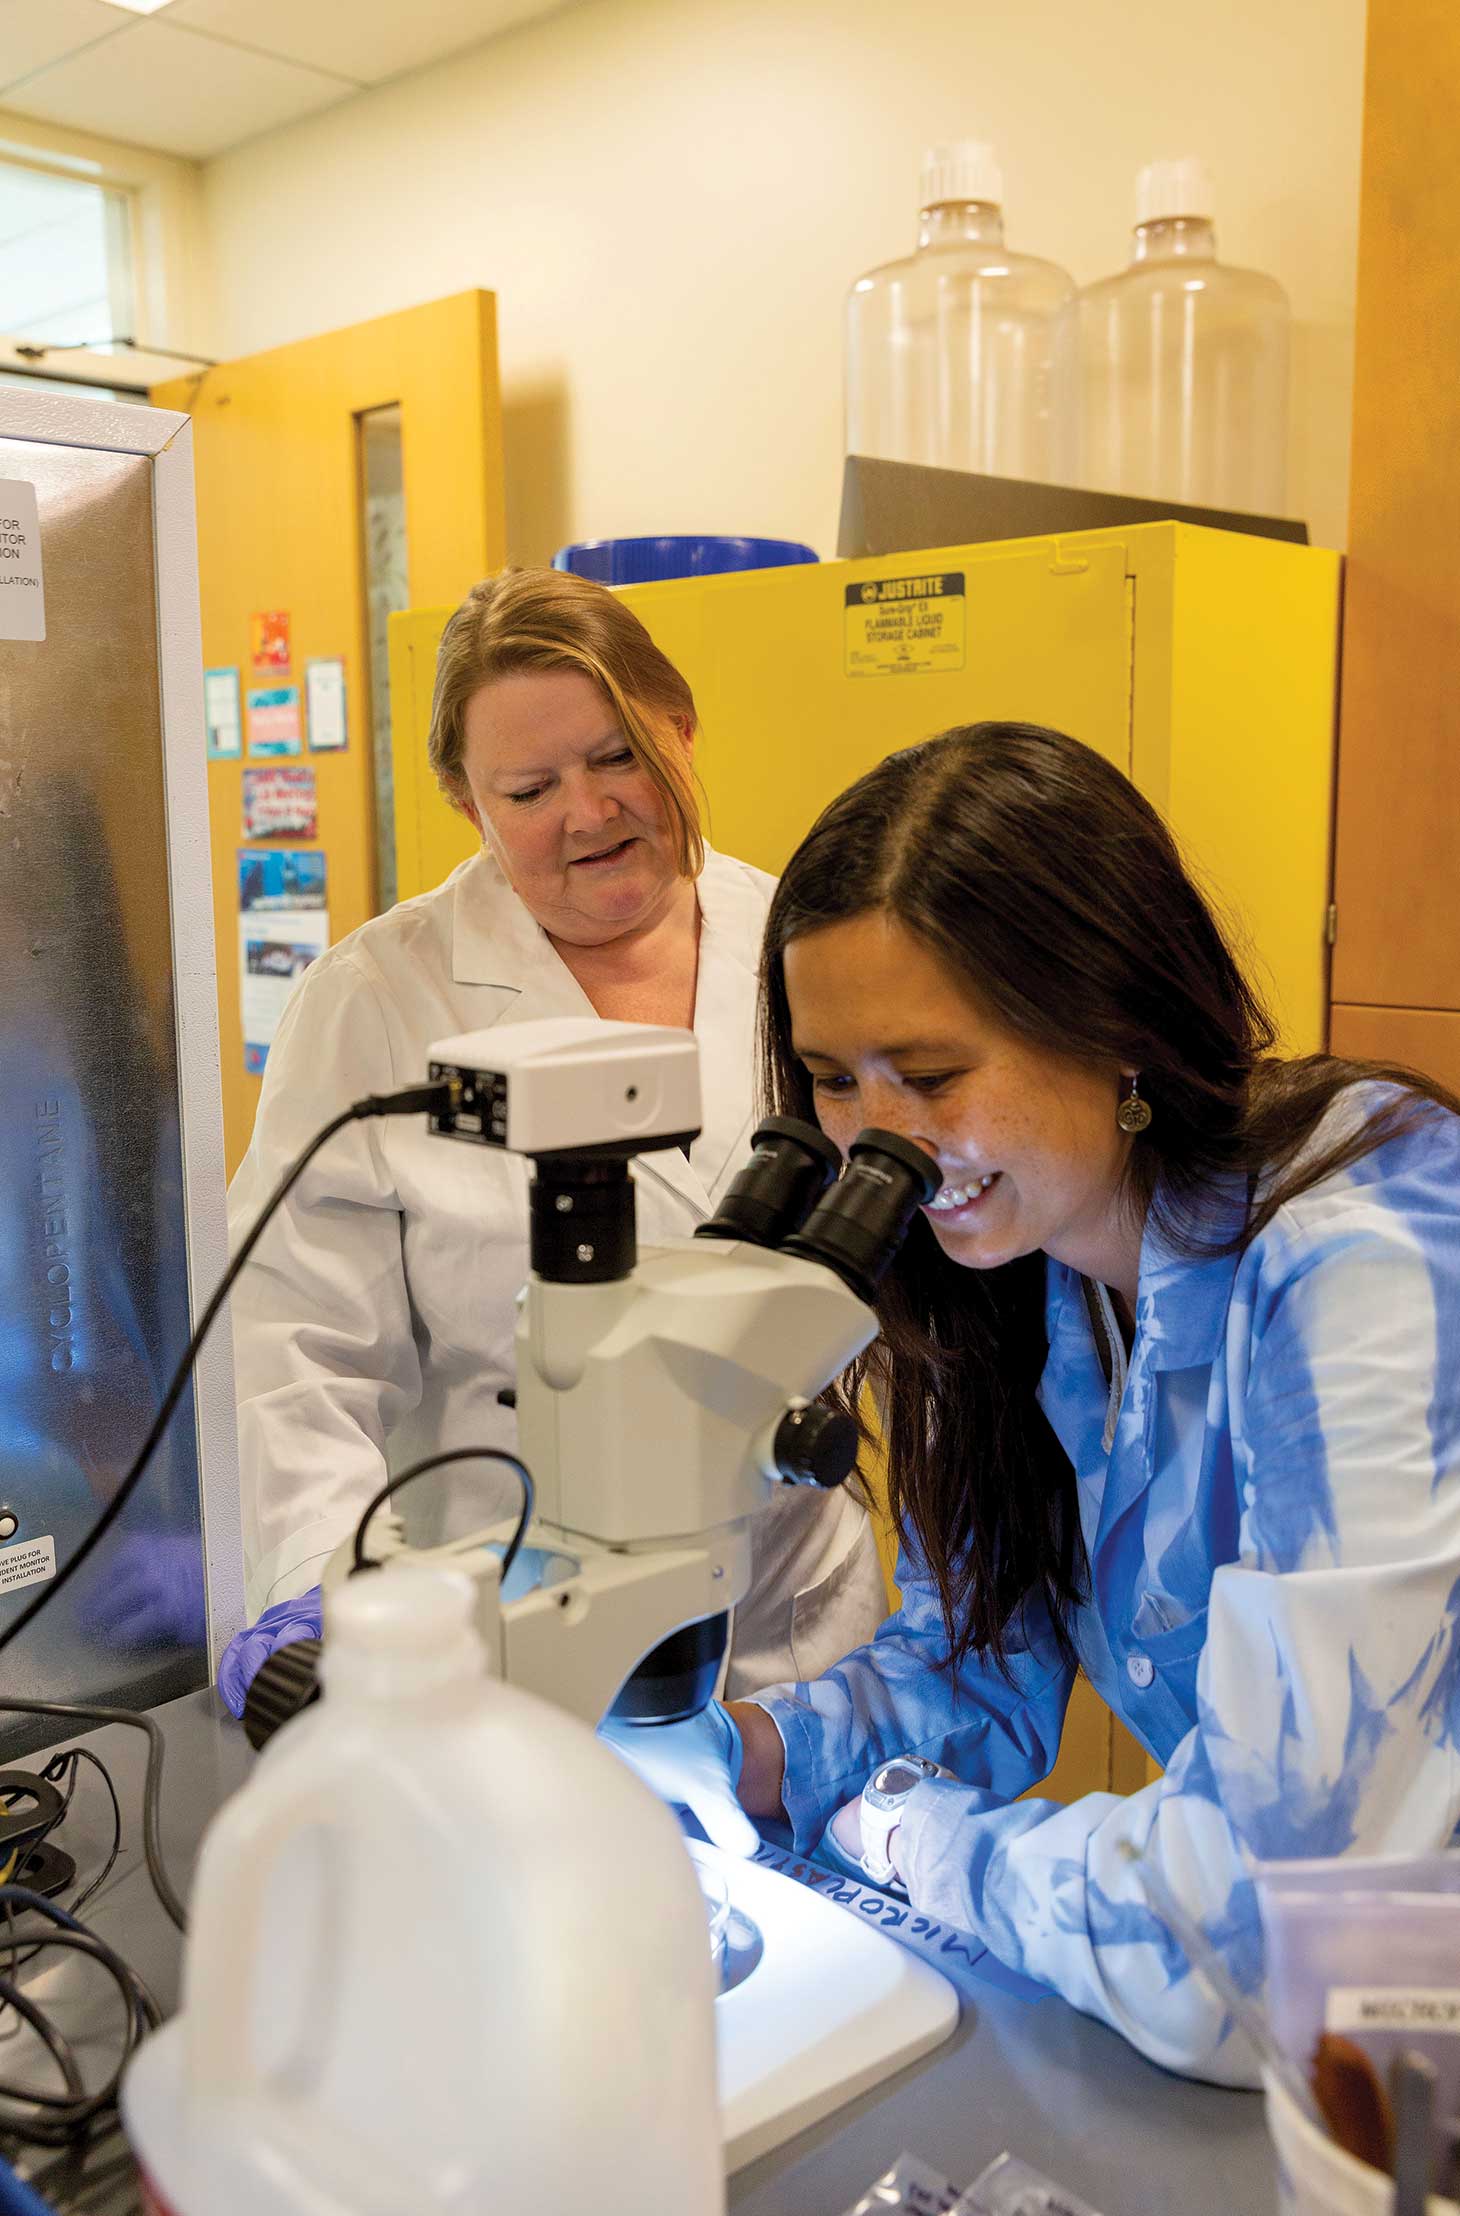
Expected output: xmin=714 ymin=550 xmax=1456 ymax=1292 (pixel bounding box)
xmin=876 ymin=1761 xmax=924 ymax=1797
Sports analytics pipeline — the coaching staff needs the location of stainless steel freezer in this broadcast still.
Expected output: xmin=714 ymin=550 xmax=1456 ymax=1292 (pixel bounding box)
xmin=0 ymin=386 xmax=241 ymax=1745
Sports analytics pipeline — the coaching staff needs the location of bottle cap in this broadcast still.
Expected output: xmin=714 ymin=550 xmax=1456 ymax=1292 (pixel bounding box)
xmin=920 ymin=140 xmax=1003 ymax=210
xmin=1135 ymin=157 xmax=1214 ymax=227
xmin=324 ymin=1565 xmax=487 ymax=1699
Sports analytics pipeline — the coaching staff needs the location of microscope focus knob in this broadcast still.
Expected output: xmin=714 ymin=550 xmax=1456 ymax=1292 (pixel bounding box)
xmin=242 ymin=1637 xmax=323 ymax=1752
xmin=773 ymin=1404 xmax=859 ymax=1489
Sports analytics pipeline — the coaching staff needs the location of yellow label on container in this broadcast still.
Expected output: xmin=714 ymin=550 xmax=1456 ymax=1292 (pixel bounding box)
xmin=844 ymin=571 xmax=966 ymax=678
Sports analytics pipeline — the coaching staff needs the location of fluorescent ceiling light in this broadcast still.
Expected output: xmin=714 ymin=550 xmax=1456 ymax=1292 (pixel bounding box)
xmin=97 ymin=0 xmax=177 ymax=14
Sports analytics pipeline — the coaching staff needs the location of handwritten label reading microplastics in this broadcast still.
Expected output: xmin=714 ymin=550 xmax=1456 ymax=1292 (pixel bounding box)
xmin=0 ymin=1537 xmax=57 ymax=1595
xmin=0 ymin=481 xmax=44 ymax=642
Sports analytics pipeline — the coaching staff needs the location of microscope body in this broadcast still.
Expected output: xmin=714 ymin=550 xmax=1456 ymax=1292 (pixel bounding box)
xmin=312 ymin=1018 xmax=936 ymax=1740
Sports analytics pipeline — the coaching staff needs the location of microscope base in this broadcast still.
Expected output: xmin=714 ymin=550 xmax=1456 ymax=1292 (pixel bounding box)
xmin=707 ymin=1847 xmax=960 ymax=2172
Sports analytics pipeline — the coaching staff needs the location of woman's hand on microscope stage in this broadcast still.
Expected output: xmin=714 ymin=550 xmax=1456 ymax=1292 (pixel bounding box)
xmin=597 ymin=1701 xmax=762 ymax=1855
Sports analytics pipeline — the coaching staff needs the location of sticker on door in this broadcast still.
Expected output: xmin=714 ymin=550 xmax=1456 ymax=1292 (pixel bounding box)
xmin=0 ymin=480 xmax=45 ymax=642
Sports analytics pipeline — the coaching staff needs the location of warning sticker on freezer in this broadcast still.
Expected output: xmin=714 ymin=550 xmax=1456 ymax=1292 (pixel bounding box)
xmin=0 ymin=1536 xmax=56 ymax=1595
xmin=844 ymin=571 xmax=964 ymax=678
xmin=0 ymin=481 xmax=44 ymax=642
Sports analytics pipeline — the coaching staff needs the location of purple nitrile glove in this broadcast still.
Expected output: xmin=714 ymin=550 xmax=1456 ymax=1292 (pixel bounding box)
xmin=91 ymin=1533 xmax=207 ymax=1651
xmin=217 ymin=1587 xmax=324 ymax=1719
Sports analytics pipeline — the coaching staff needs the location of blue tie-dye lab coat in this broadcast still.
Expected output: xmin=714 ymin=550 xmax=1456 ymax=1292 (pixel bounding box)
xmin=751 ymin=1086 xmax=1460 ymax=2084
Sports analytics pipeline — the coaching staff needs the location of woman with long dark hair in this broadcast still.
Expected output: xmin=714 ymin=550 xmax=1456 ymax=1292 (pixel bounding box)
xmin=624 ymin=720 xmax=1460 ymax=2082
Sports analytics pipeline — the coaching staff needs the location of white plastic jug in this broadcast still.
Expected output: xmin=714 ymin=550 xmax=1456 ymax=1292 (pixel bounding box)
xmin=122 ymin=1566 xmax=725 ymax=2215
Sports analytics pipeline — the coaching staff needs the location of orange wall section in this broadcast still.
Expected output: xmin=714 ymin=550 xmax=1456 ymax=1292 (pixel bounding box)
xmin=155 ymin=290 xmax=505 ymax=1175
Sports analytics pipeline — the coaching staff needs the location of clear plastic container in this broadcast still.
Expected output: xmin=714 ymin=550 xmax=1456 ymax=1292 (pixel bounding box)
xmin=845 ymin=140 xmax=1077 ymax=484
xmin=121 ymin=1567 xmax=724 ymax=2216
xmin=689 ymin=1842 xmax=731 ymax=1978
xmin=1075 ymin=157 xmax=1291 ymax=516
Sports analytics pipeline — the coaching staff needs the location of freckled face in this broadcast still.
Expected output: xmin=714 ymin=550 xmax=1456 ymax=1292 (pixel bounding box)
xmin=457 ymin=668 xmax=690 ymax=945
xmin=784 ymin=911 xmax=1137 ymax=1281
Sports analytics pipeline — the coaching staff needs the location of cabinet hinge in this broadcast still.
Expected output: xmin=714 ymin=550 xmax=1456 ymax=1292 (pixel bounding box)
xmin=1325 ymin=905 xmax=1338 ymax=947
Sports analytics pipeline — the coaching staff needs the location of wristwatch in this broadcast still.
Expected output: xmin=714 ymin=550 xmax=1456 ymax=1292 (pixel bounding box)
xmin=858 ymin=1753 xmax=952 ymax=1886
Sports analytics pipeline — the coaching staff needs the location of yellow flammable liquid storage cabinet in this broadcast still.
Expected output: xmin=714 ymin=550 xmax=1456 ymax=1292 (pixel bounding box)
xmin=391 ymin=524 xmax=1340 ymax=1057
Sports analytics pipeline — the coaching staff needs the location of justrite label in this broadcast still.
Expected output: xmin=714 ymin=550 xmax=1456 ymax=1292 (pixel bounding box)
xmin=0 ymin=1536 xmax=57 ymax=1595
xmin=0 ymin=480 xmax=45 ymax=642
xmin=844 ymin=570 xmax=965 ymax=678
xmin=1327 ymin=1986 xmax=1460 ymax=2033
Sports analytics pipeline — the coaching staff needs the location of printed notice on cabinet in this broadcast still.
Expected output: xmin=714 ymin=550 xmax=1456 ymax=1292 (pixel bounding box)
xmin=844 ymin=570 xmax=965 ymax=678
xmin=0 ymin=481 xmax=44 ymax=642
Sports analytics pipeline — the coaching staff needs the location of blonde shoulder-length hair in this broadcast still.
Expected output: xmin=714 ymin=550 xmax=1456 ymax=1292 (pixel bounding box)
xmin=427 ymin=566 xmax=705 ymax=879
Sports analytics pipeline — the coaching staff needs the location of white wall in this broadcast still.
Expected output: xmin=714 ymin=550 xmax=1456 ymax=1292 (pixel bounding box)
xmin=200 ymin=0 xmax=1366 ymax=562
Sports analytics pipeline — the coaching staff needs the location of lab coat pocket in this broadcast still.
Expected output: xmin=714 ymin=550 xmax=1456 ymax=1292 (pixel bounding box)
xmin=1126 ymin=1595 xmax=1210 ymax=1738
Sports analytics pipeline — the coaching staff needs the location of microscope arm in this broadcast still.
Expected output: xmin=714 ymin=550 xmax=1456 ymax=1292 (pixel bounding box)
xmin=322 ymin=1517 xmax=754 ymax=1729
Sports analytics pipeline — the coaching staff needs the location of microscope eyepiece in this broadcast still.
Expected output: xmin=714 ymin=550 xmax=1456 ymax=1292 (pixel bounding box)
xmin=694 ymin=1116 xmax=842 ymax=1249
xmin=780 ymin=1127 xmax=940 ymax=1302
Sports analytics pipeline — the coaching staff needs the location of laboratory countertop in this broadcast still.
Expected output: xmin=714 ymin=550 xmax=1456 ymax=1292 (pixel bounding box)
xmin=0 ymin=1692 xmax=1277 ymax=2216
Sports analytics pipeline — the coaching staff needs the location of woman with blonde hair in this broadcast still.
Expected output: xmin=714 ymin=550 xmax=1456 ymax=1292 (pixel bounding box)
xmin=218 ymin=567 xmax=885 ymax=1712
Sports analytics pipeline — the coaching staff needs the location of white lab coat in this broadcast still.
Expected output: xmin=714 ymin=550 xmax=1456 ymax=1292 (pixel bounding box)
xmin=228 ymin=841 xmax=885 ymax=1696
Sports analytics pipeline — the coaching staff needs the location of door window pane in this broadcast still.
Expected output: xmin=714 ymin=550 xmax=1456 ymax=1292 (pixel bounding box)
xmin=360 ymin=404 xmax=408 ymax=913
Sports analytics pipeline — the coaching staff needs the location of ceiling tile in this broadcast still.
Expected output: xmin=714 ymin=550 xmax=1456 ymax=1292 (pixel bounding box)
xmin=167 ymin=0 xmax=564 ymax=88
xmin=1 ymin=16 xmax=358 ymax=158
xmin=0 ymin=0 xmax=127 ymax=94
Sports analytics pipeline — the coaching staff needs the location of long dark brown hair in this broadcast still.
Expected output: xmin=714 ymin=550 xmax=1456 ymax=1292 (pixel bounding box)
xmin=760 ymin=723 xmax=1460 ymax=1674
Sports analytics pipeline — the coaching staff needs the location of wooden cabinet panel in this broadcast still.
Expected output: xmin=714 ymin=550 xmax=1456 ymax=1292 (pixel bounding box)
xmin=1330 ymin=1005 xmax=1460 ymax=1096
xmin=1331 ymin=0 xmax=1460 ymax=1010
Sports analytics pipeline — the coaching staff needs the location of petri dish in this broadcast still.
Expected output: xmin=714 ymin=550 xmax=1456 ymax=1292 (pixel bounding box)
xmin=687 ymin=1843 xmax=731 ymax=1976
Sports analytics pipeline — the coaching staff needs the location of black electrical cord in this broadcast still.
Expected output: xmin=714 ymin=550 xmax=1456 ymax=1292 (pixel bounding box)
xmin=0 ymin=1976 xmax=85 ymax=2100
xmin=0 ymin=1890 xmax=160 ymax=2148
xmin=0 ymin=1080 xmax=456 ymax=1661
xmin=0 ymin=1745 xmax=125 ymax=2042
xmin=351 ymin=1448 xmax=536 ymax=1579
xmin=0 ymin=1700 xmax=185 ymax=1935
xmin=53 ymin=1749 xmax=122 ymax=1926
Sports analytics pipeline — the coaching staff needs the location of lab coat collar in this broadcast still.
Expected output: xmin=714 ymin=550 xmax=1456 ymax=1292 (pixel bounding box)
xmin=449 ymin=847 xmax=593 ymax=1014
xmin=1043 ymin=1170 xmax=1246 ymax=1378
xmin=1043 ymin=1171 xmax=1246 ymax=1562
xmin=1131 ymin=1172 xmax=1247 ymax=1373
xmin=447 ymin=843 xmax=766 ymax=1215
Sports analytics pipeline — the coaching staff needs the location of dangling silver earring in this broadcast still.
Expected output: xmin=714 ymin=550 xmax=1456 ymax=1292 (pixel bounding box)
xmin=1115 ymin=1075 xmax=1152 ymax=1135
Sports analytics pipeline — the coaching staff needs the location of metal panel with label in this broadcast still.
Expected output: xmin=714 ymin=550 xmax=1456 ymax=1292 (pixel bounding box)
xmin=0 ymin=388 xmax=240 ymax=1746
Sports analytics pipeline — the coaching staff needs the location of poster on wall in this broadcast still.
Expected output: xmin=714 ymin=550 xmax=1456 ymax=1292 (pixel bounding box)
xmin=246 ymin=684 xmax=303 ymax=757
xmin=204 ymin=666 xmax=243 ymax=759
xmin=237 ymin=847 xmax=329 ymax=1074
xmin=306 ymin=657 xmax=348 ymax=751
xmin=242 ymin=764 xmax=317 ymax=839
xmin=250 ymin=609 xmax=291 ymax=675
